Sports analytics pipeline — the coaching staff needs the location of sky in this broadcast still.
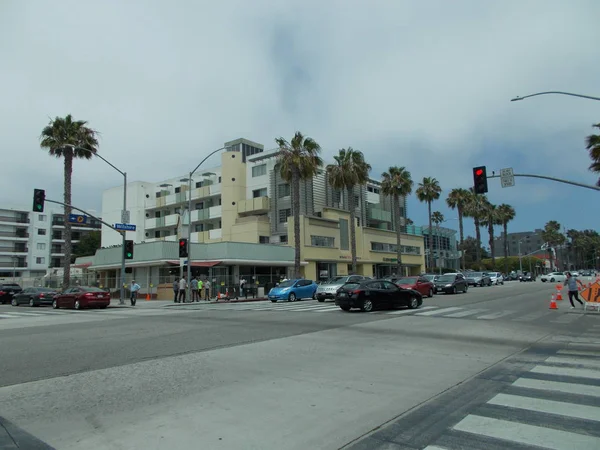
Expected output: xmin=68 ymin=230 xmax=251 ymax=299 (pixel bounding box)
xmin=1 ymin=0 xmax=600 ymax=245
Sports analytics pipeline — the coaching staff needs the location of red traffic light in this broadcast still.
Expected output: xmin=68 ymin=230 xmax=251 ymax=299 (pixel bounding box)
xmin=475 ymin=169 xmax=483 ymax=176
xmin=179 ymin=241 xmax=185 ymax=246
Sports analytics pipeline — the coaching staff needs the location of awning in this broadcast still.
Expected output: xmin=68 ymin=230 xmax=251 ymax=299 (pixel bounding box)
xmin=167 ymin=260 xmax=222 ymax=268
xmin=72 ymin=262 xmax=92 ymax=268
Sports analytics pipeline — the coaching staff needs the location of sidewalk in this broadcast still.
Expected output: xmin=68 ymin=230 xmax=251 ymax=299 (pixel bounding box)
xmin=108 ymin=296 xmax=269 ymax=309
xmin=0 ymin=415 xmax=55 ymax=449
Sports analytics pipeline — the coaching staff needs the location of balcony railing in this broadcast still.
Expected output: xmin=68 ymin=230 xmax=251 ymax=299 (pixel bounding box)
xmin=0 ymin=216 xmax=29 ymax=224
xmin=0 ymin=231 xmax=29 ymax=238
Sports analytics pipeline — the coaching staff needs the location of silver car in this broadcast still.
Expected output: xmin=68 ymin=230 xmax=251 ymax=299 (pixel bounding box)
xmin=316 ymin=275 xmax=366 ymax=302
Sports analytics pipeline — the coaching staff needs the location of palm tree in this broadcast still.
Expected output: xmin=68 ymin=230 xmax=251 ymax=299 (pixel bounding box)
xmin=446 ymin=188 xmax=470 ymax=270
xmin=431 ymin=211 xmax=444 ymax=270
xmin=464 ymin=189 xmax=488 ymax=269
xmin=275 ymin=132 xmax=323 ymax=278
xmin=481 ymin=202 xmax=502 ymax=268
xmin=40 ymin=114 xmax=99 ymax=290
xmin=585 ymin=123 xmax=600 ymax=186
xmin=326 ymin=148 xmax=371 ymax=274
xmin=381 ymin=167 xmax=414 ymax=276
xmin=416 ymin=177 xmax=442 ymax=270
xmin=496 ymin=204 xmax=516 ymax=274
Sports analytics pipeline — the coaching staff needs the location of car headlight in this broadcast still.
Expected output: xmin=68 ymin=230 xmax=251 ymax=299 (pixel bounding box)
xmin=445 ymin=284 xmax=452 ymax=287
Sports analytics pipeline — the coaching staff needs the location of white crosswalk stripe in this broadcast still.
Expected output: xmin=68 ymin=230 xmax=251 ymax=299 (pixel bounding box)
xmin=431 ymin=344 xmax=600 ymax=449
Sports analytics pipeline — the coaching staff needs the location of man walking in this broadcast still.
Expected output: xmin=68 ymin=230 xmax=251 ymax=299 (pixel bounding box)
xmin=190 ymin=276 xmax=199 ymax=302
xmin=173 ymin=278 xmax=179 ymax=303
xmin=204 ymin=279 xmax=211 ymax=301
xmin=564 ymin=272 xmax=584 ymax=309
xmin=130 ymin=280 xmax=140 ymax=306
xmin=178 ymin=276 xmax=187 ymax=303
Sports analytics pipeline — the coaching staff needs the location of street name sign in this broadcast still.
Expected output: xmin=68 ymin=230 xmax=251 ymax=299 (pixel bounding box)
xmin=114 ymin=223 xmax=136 ymax=231
xmin=500 ymin=167 xmax=515 ymax=188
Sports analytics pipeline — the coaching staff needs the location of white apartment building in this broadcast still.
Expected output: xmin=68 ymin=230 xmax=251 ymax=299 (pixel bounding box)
xmin=100 ymin=138 xmax=406 ymax=248
xmin=0 ymin=206 xmax=101 ymax=280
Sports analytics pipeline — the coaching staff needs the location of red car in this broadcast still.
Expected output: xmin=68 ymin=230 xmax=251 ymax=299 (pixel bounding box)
xmin=388 ymin=276 xmax=435 ymax=298
xmin=52 ymin=286 xmax=111 ymax=310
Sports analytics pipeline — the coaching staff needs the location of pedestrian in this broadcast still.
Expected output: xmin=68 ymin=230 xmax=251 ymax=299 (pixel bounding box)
xmin=179 ymin=276 xmax=187 ymax=303
xmin=197 ymin=278 xmax=203 ymax=301
xmin=564 ymin=272 xmax=584 ymax=309
xmin=204 ymin=279 xmax=211 ymax=301
xmin=130 ymin=280 xmax=141 ymax=306
xmin=240 ymin=277 xmax=246 ymax=298
xmin=173 ymin=278 xmax=179 ymax=303
xmin=190 ymin=276 xmax=199 ymax=302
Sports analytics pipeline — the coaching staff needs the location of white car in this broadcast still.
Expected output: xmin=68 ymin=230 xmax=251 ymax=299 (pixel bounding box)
xmin=488 ymin=272 xmax=504 ymax=285
xmin=540 ymin=272 xmax=567 ymax=283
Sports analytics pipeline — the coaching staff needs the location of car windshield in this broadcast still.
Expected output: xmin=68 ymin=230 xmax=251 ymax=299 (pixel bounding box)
xmin=81 ymin=287 xmax=105 ymax=292
xmin=324 ymin=276 xmax=348 ymax=284
xmin=437 ymin=275 xmax=455 ymax=283
xmin=277 ymin=280 xmax=295 ymax=288
xmin=35 ymin=288 xmax=56 ymax=292
xmin=469 ymin=272 xmax=483 ymax=277
xmin=342 ymin=282 xmax=361 ymax=290
xmin=396 ymin=277 xmax=417 ymax=284
xmin=423 ymin=274 xmax=436 ymax=281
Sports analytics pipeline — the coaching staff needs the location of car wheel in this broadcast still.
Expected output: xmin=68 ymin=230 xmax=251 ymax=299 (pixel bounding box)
xmin=452 ymin=286 xmax=457 ymax=294
xmin=463 ymin=285 xmax=468 ymax=293
xmin=408 ymin=296 xmax=419 ymax=309
xmin=288 ymin=293 xmax=296 ymax=302
xmin=74 ymin=300 xmax=81 ymax=310
xmin=428 ymin=288 xmax=433 ymax=297
xmin=52 ymin=299 xmax=59 ymax=309
xmin=29 ymin=298 xmax=35 ymax=307
xmin=317 ymin=298 xmax=325 ymax=303
xmin=361 ymin=298 xmax=373 ymax=312
xmin=11 ymin=298 xmax=17 ymax=306
xmin=340 ymin=305 xmax=351 ymax=311
xmin=550 ymin=278 xmax=555 ymax=283
xmin=270 ymin=299 xmax=277 ymax=303
xmin=312 ymin=291 xmax=316 ymax=300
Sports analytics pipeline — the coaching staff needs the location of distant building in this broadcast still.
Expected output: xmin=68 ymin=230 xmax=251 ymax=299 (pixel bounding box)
xmin=420 ymin=226 xmax=461 ymax=271
xmin=493 ymin=229 xmax=545 ymax=257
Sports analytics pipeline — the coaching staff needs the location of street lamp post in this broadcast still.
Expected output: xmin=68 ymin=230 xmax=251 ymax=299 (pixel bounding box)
xmin=518 ymin=239 xmax=523 ymax=274
xmin=185 ymin=147 xmax=227 ymax=299
xmin=72 ymin=146 xmax=127 ymax=305
xmin=511 ymin=91 xmax=600 ymax=102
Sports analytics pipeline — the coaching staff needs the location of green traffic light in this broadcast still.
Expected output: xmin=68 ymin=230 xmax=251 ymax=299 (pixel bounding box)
xmin=127 ymin=253 xmax=132 ymax=258
xmin=36 ymin=205 xmax=42 ymax=210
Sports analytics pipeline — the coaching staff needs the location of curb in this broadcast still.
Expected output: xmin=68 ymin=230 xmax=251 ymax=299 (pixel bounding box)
xmin=0 ymin=416 xmax=55 ymax=449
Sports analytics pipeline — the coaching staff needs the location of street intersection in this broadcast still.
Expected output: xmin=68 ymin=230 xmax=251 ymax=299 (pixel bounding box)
xmin=0 ymin=281 xmax=598 ymax=449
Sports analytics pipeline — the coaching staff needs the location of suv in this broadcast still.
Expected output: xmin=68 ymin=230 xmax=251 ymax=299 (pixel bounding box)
xmin=0 ymin=283 xmax=23 ymax=304
xmin=316 ymin=275 xmax=365 ymax=302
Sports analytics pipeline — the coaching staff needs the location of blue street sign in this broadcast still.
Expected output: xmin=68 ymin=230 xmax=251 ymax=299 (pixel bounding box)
xmin=69 ymin=214 xmax=88 ymax=224
xmin=114 ymin=223 xmax=136 ymax=231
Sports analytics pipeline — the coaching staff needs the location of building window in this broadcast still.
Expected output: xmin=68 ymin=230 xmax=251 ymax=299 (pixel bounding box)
xmin=278 ymin=208 xmax=291 ymax=223
xmin=155 ymin=231 xmax=160 ymax=238
xmin=252 ymin=164 xmax=267 ymax=177
xmin=175 ymin=187 xmax=181 ymax=193
xmin=195 ymin=202 xmax=204 ymax=210
xmin=311 ymin=236 xmax=335 ymax=247
xmin=39 ymin=214 xmax=46 ymax=221
xmin=195 ymin=224 xmax=204 ymax=232
xmin=339 ymin=218 xmax=349 ymax=250
xmin=280 ymin=235 xmax=288 ymax=244
xmin=36 ymin=257 xmax=45 ymax=264
xmin=195 ymin=181 xmax=203 ymax=188
xmin=253 ymin=188 xmax=267 ymax=198
xmin=259 ymin=236 xmax=270 ymax=244
xmin=37 ymin=243 xmax=46 ymax=250
xmin=278 ymin=183 xmax=291 ymax=198
xmin=37 ymin=228 xmax=46 ymax=235
xmin=371 ymin=242 xmax=421 ymax=255
xmin=218 ymin=176 xmax=222 ymax=183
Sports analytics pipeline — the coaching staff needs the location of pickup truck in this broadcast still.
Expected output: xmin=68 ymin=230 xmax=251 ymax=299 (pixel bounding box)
xmin=0 ymin=283 xmax=23 ymax=304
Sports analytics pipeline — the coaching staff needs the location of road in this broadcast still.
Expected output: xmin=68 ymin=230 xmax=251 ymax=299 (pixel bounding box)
xmin=0 ymin=280 xmax=598 ymax=450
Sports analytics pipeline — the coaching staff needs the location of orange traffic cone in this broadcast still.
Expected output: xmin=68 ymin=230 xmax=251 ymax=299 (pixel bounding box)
xmin=549 ymin=294 xmax=558 ymax=310
xmin=146 ymin=293 xmax=150 ymax=301
xmin=556 ymin=289 xmax=563 ymax=301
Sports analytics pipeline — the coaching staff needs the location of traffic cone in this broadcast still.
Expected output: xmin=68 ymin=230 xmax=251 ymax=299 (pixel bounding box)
xmin=146 ymin=293 xmax=150 ymax=301
xmin=549 ymin=294 xmax=558 ymax=310
xmin=556 ymin=289 xmax=563 ymax=301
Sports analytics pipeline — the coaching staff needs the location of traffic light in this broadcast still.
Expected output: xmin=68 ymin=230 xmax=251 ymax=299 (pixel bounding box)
xmin=472 ymin=166 xmax=488 ymax=194
xmin=124 ymin=240 xmax=134 ymax=259
xmin=33 ymin=189 xmax=45 ymax=212
xmin=179 ymin=238 xmax=188 ymax=258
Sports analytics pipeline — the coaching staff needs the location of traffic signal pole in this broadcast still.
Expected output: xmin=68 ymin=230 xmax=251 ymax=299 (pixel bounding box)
xmin=486 ymin=173 xmax=600 ymax=192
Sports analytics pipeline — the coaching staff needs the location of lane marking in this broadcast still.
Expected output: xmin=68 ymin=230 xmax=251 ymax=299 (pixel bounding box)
xmin=477 ymin=310 xmax=516 ymax=320
xmin=387 ymin=306 xmax=437 ymax=315
xmin=512 ymin=377 xmax=600 ymax=398
xmin=488 ymin=393 xmax=600 ymax=422
xmin=530 ymin=365 xmax=600 ymax=380
xmin=443 ymin=309 xmax=487 ymax=318
xmin=545 ymin=356 xmax=600 ymax=369
xmin=415 ymin=307 xmax=463 ymax=316
xmin=558 ymin=349 xmax=600 ymax=357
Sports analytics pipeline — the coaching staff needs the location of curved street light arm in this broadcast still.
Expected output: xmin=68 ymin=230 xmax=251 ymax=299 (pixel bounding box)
xmin=511 ymin=91 xmax=600 ymax=102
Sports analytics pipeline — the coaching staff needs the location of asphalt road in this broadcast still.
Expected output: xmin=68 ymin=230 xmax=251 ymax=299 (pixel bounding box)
xmin=0 ymin=280 xmax=598 ymax=450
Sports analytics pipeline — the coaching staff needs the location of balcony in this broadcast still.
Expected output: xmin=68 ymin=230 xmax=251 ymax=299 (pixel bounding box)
xmin=190 ymin=228 xmax=222 ymax=243
xmin=237 ymin=197 xmax=269 ymax=216
xmin=0 ymin=231 xmax=29 ymax=239
xmin=165 ymin=213 xmax=180 ymax=227
xmin=0 ymin=215 xmax=29 ymax=224
xmin=368 ymin=207 xmax=392 ymax=222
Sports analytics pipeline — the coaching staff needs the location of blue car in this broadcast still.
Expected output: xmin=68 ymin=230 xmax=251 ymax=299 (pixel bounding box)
xmin=268 ymin=279 xmax=318 ymax=302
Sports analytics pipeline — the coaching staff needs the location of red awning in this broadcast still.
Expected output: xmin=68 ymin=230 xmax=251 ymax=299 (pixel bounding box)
xmin=167 ymin=261 xmax=221 ymax=267
xmin=72 ymin=262 xmax=92 ymax=268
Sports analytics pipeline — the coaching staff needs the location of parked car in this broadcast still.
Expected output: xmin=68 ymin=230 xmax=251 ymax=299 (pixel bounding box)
xmin=465 ymin=272 xmax=492 ymax=287
xmin=335 ymin=279 xmax=422 ymax=312
xmin=316 ymin=275 xmax=366 ymax=302
xmin=0 ymin=283 xmax=22 ymax=304
xmin=434 ymin=273 xmax=468 ymax=294
xmin=11 ymin=287 xmax=58 ymax=307
xmin=540 ymin=272 xmax=567 ymax=283
xmin=388 ymin=276 xmax=435 ymax=297
xmin=52 ymin=286 xmax=111 ymax=310
xmin=422 ymin=273 xmax=440 ymax=283
xmin=488 ymin=272 xmax=505 ymax=285
xmin=268 ymin=279 xmax=318 ymax=302
xmin=520 ymin=273 xmax=535 ymax=282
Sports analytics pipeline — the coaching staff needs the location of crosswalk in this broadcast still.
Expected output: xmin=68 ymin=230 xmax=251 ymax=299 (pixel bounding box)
xmin=423 ymin=333 xmax=600 ymax=449
xmin=0 ymin=307 xmax=179 ymax=320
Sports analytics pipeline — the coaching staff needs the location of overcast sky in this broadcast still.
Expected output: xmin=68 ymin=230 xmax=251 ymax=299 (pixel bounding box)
xmin=2 ymin=0 xmax=599 ymax=243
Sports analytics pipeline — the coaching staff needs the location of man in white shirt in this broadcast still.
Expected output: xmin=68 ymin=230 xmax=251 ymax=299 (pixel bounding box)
xmin=179 ymin=277 xmax=187 ymax=303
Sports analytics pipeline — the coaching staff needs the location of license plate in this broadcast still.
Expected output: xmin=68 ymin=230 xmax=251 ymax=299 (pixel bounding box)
xmin=339 ymin=292 xmax=347 ymax=297
xmin=97 ymin=294 xmax=103 ymax=298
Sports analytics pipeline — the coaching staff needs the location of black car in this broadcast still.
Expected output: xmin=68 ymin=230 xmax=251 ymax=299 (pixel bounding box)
xmin=335 ymin=279 xmax=422 ymax=312
xmin=520 ymin=273 xmax=535 ymax=282
xmin=0 ymin=283 xmax=22 ymax=304
xmin=434 ymin=273 xmax=468 ymax=294
xmin=11 ymin=287 xmax=59 ymax=307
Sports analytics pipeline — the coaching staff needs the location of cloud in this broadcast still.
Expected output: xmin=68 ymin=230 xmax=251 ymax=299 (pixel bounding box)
xmin=1 ymin=0 xmax=599 ymax=237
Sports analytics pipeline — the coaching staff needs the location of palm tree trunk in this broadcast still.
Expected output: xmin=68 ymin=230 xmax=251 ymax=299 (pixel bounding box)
xmin=503 ymin=222 xmax=509 ymax=275
xmin=292 ymin=169 xmax=301 ymax=279
xmin=62 ymin=154 xmax=73 ymax=290
xmin=348 ymin=187 xmax=357 ymax=274
xmin=394 ymin=194 xmax=403 ymax=276
xmin=427 ymin=201 xmax=433 ymax=270
xmin=458 ymin=209 xmax=465 ymax=271
xmin=474 ymin=218 xmax=482 ymax=269
xmin=436 ymin=224 xmax=441 ymax=271
xmin=488 ymin=222 xmax=495 ymax=267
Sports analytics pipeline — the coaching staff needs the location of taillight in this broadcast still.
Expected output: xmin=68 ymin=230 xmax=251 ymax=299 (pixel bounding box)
xmin=351 ymin=289 xmax=362 ymax=295
xmin=0 ymin=291 xmax=4 ymax=296
xmin=84 ymin=293 xmax=94 ymax=297
xmin=39 ymin=293 xmax=45 ymax=298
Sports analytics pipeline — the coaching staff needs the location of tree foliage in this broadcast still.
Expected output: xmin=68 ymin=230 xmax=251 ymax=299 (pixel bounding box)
xmin=72 ymin=231 xmax=101 ymax=261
